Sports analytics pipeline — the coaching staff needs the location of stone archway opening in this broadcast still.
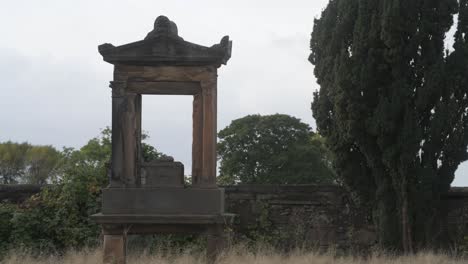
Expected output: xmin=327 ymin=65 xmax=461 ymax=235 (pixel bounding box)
xmin=141 ymin=95 xmax=193 ymax=182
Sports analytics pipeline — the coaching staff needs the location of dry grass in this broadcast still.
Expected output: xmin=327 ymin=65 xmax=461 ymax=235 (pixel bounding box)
xmin=2 ymin=248 xmax=467 ymax=264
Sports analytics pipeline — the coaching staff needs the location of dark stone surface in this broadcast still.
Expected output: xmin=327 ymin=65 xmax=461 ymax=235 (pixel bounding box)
xmin=145 ymin=16 xmax=179 ymax=40
xmin=0 ymin=184 xmax=44 ymax=203
xmin=223 ymin=185 xmax=373 ymax=250
xmin=140 ymin=161 xmax=184 ymax=187
xmin=223 ymin=185 xmax=468 ymax=250
xmin=98 ymin=15 xmax=232 ymax=67
xmin=92 ymin=213 xmax=234 ymax=225
xmin=101 ymin=187 xmax=224 ymax=215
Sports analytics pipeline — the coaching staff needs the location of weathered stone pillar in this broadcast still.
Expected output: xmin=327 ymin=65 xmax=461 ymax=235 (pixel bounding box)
xmin=110 ymin=81 xmax=125 ymax=188
xmin=200 ymin=76 xmax=217 ymax=188
xmin=122 ymin=92 xmax=139 ymax=187
xmin=192 ymin=92 xmax=204 ymax=185
xmin=103 ymin=234 xmax=126 ymax=264
xmin=135 ymin=94 xmax=142 ymax=186
xmin=110 ymin=81 xmax=140 ymax=187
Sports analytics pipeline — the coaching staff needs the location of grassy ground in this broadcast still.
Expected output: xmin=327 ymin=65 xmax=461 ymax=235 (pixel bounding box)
xmin=2 ymin=248 xmax=467 ymax=264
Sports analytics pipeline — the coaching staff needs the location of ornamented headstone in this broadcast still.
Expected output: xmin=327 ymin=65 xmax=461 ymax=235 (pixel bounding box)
xmin=91 ymin=16 xmax=233 ymax=264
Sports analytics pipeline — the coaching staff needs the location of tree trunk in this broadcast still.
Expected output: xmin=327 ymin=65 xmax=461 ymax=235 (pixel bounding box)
xmin=374 ymin=177 xmax=401 ymax=250
xmin=411 ymin=190 xmax=451 ymax=251
xmin=401 ymin=189 xmax=413 ymax=253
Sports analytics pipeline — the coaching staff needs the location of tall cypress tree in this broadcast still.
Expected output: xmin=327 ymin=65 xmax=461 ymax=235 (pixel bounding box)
xmin=310 ymin=0 xmax=468 ymax=251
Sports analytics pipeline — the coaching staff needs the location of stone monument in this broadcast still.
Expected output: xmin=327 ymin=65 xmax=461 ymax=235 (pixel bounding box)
xmin=91 ymin=15 xmax=233 ymax=264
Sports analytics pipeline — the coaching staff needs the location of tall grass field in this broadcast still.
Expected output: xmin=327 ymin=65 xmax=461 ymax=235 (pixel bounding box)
xmin=2 ymin=248 xmax=467 ymax=264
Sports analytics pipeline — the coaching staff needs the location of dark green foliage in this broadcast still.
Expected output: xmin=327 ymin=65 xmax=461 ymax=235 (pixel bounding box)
xmin=217 ymin=114 xmax=335 ymax=184
xmin=127 ymin=234 xmax=206 ymax=256
xmin=0 ymin=204 xmax=14 ymax=253
xmin=310 ymin=0 xmax=468 ymax=251
xmin=0 ymin=128 xmax=165 ymax=256
xmin=0 ymin=130 xmax=110 ymax=255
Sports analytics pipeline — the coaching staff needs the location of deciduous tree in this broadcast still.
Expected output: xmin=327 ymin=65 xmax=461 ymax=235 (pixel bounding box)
xmin=217 ymin=114 xmax=335 ymax=184
xmin=0 ymin=141 xmax=30 ymax=184
xmin=25 ymin=145 xmax=61 ymax=184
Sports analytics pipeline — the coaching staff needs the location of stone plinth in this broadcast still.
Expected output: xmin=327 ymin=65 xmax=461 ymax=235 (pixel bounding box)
xmin=93 ymin=213 xmax=235 ymax=264
xmin=141 ymin=160 xmax=184 ymax=187
xmin=101 ymin=187 xmax=224 ymax=215
xmin=92 ymin=213 xmax=234 ymax=228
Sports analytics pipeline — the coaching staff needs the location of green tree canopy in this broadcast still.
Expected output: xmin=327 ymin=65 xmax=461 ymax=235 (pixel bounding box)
xmin=310 ymin=0 xmax=468 ymax=251
xmin=0 ymin=142 xmax=60 ymax=184
xmin=0 ymin=142 xmax=30 ymax=184
xmin=0 ymin=128 xmax=164 ymax=185
xmin=217 ymin=114 xmax=335 ymax=184
xmin=25 ymin=145 xmax=61 ymax=184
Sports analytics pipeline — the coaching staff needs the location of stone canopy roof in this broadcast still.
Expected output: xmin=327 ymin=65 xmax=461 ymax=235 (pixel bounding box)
xmin=98 ymin=16 xmax=232 ymax=67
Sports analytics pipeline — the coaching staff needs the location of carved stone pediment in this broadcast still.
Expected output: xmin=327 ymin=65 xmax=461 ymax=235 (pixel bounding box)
xmin=98 ymin=16 xmax=232 ymax=67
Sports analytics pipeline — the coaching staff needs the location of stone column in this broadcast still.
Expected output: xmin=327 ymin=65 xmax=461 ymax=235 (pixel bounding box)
xmin=110 ymin=81 xmax=139 ymax=187
xmin=199 ymin=77 xmax=217 ymax=188
xmin=110 ymin=81 xmax=125 ymax=187
xmin=192 ymin=92 xmax=204 ymax=185
xmin=121 ymin=92 xmax=139 ymax=187
xmin=135 ymin=94 xmax=142 ymax=186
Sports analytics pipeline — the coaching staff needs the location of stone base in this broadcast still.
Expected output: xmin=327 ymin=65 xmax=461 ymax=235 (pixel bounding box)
xmin=103 ymin=235 xmax=126 ymax=264
xmin=92 ymin=213 xmax=234 ymax=234
xmin=92 ymin=213 xmax=235 ymax=264
xmin=101 ymin=187 xmax=224 ymax=215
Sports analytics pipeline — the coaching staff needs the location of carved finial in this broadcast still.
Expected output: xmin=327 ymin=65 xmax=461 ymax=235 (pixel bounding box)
xmin=98 ymin=43 xmax=115 ymax=55
xmin=145 ymin=16 xmax=179 ymax=40
xmin=210 ymin=36 xmax=232 ymax=65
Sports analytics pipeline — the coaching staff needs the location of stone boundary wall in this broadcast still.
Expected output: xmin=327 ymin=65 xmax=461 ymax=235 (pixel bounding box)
xmin=2 ymin=184 xmax=468 ymax=248
xmin=0 ymin=184 xmax=44 ymax=203
xmin=224 ymin=185 xmax=468 ymax=249
xmin=224 ymin=184 xmax=373 ymax=249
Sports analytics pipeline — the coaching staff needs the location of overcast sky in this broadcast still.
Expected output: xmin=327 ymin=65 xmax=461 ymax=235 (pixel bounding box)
xmin=1 ymin=0 xmax=467 ymax=186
